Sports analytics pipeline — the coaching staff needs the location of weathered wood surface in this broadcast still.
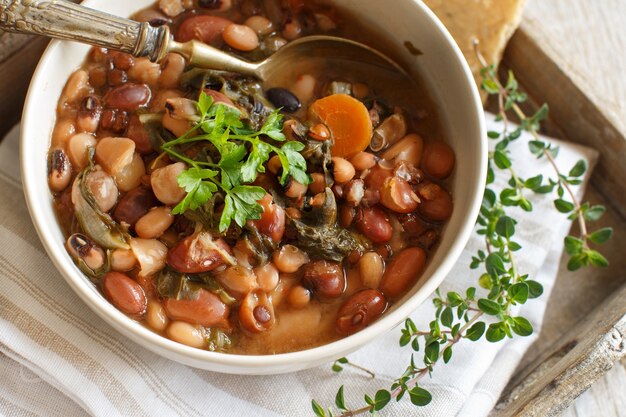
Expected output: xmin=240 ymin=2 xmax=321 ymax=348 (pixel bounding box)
xmin=505 ymin=0 xmax=626 ymax=219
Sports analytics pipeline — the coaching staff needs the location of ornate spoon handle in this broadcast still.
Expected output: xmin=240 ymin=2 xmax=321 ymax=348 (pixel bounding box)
xmin=0 ymin=0 xmax=170 ymax=61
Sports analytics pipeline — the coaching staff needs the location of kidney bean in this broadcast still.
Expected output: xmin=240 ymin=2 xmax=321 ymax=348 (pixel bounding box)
xmin=355 ymin=206 xmax=392 ymax=244
xmin=380 ymin=177 xmax=419 ymax=213
xmin=48 ymin=148 xmax=72 ymax=192
xmin=167 ymin=232 xmax=234 ymax=273
xmin=336 ymin=289 xmax=387 ymax=335
xmin=394 ymin=161 xmax=423 ymax=184
xmin=266 ymin=88 xmax=301 ymax=113
xmin=252 ymin=193 xmax=286 ymax=242
xmin=113 ymin=186 xmax=158 ymax=227
xmin=382 ymin=133 xmax=424 ymax=167
xmin=107 ymin=68 xmax=128 ymax=86
xmin=302 ymin=260 xmax=346 ymax=299
xmin=163 ymin=288 xmax=230 ymax=328
xmin=239 ymin=289 xmax=275 ymax=333
xmin=397 ymin=212 xmax=427 ymax=237
xmin=177 ymin=15 xmax=233 ymax=45
xmin=109 ymin=51 xmax=134 ymax=70
xmin=102 ymin=272 xmax=147 ymax=316
xmin=104 ymin=83 xmax=151 ymax=110
xmin=416 ymin=183 xmax=453 ymax=221
xmin=379 ymin=247 xmax=426 ymax=299
xmin=421 ymin=140 xmax=455 ymax=179
xmin=124 ymin=115 xmax=153 ymax=154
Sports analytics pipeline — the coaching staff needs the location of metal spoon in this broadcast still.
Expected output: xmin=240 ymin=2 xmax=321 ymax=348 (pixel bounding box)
xmin=0 ymin=0 xmax=406 ymax=84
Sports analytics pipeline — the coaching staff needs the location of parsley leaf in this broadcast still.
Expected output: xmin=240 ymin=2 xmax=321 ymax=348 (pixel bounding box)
xmin=219 ymin=185 xmax=266 ymax=232
xmin=278 ymin=141 xmax=310 ymax=185
xmin=241 ymin=141 xmax=272 ymax=183
xmin=173 ymin=168 xmax=219 ymax=215
xmin=260 ymin=109 xmax=286 ymax=141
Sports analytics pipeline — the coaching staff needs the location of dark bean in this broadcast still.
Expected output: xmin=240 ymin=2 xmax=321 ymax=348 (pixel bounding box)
xmin=107 ymin=69 xmax=128 ymax=86
xmin=113 ymin=186 xmax=157 ymax=227
xmin=100 ymin=109 xmax=129 ymax=133
xmin=336 ymin=289 xmax=387 ymax=335
xmin=125 ymin=115 xmax=154 ymax=154
xmin=198 ymin=0 xmax=224 ymax=9
xmin=253 ymin=305 xmax=271 ymax=323
xmin=149 ymin=18 xmax=168 ymax=27
xmin=302 ymin=260 xmax=346 ymax=299
xmin=109 ymin=52 xmax=134 ymax=70
xmin=105 ymin=83 xmax=151 ymax=110
xmin=355 ymin=206 xmax=392 ymax=244
xmin=266 ymin=88 xmax=301 ymax=113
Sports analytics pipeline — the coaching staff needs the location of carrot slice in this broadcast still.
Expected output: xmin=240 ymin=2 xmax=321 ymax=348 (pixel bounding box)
xmin=308 ymin=94 xmax=373 ymax=158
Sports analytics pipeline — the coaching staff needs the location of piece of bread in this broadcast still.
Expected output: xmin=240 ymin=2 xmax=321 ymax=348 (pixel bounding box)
xmin=423 ymin=0 xmax=527 ymax=99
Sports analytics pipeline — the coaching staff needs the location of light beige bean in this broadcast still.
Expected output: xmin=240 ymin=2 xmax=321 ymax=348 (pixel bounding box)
xmin=95 ymin=137 xmax=136 ymax=176
xmin=254 ymin=263 xmax=279 ymax=292
xmin=151 ymin=162 xmax=187 ymax=205
xmin=273 ymin=245 xmax=310 ymax=273
xmin=63 ymin=70 xmax=92 ymax=104
xmin=159 ymin=0 xmax=184 ymax=17
xmin=114 ymin=153 xmax=146 ymax=192
xmin=166 ymin=321 xmax=205 ymax=348
xmin=287 ymin=285 xmax=311 ymax=309
xmin=67 ymin=133 xmax=97 ymax=170
xmin=223 ymin=23 xmax=259 ymax=51
xmin=244 ymin=15 xmax=274 ymax=35
xmin=135 ymin=206 xmax=174 ymax=239
xmin=51 ymin=118 xmax=76 ymax=148
xmin=128 ymin=58 xmax=161 ymax=86
xmin=216 ymin=265 xmax=258 ymax=298
xmin=359 ymin=252 xmax=384 ymax=289
xmin=150 ymin=89 xmax=183 ymax=112
xmin=284 ymin=179 xmax=307 ymax=199
xmin=146 ymin=300 xmax=169 ymax=332
xmin=159 ymin=53 xmax=186 ymax=88
xmin=110 ymin=248 xmax=137 ymax=272
xmin=331 ymin=157 xmax=355 ymax=184
xmin=291 ymin=74 xmax=316 ymax=104
xmin=162 ymin=111 xmax=192 ymax=137
xmin=350 ymin=152 xmax=377 ymax=171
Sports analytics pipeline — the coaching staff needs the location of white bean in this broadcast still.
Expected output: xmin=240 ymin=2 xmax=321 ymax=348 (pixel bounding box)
xmin=146 ymin=300 xmax=169 ymax=332
xmin=135 ymin=206 xmax=174 ymax=239
xmin=166 ymin=321 xmax=205 ymax=348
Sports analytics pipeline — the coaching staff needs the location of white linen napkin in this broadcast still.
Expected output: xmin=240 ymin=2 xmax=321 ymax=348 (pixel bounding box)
xmin=0 ymin=114 xmax=598 ymax=417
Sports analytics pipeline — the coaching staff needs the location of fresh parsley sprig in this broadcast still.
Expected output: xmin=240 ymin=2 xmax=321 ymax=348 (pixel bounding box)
xmin=310 ymin=42 xmax=613 ymax=417
xmin=161 ymin=91 xmax=310 ymax=232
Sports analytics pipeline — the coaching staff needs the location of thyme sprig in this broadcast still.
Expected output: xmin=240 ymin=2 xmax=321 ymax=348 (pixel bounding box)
xmin=311 ymin=45 xmax=612 ymax=417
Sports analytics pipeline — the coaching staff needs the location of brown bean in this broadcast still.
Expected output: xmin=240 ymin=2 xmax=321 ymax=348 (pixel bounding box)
xmin=309 ymin=173 xmax=326 ymax=195
xmin=309 ymin=123 xmax=331 ymax=141
xmin=102 ymin=272 xmax=147 ymax=316
xmin=167 ymin=232 xmax=234 ymax=273
xmin=163 ymin=288 xmax=230 ymax=328
xmin=339 ymin=203 xmax=355 ymax=228
xmin=302 ymin=260 xmax=346 ymax=299
xmin=379 ymin=247 xmax=427 ymax=299
xmin=355 ymin=206 xmax=392 ymax=244
xmin=336 ymin=289 xmax=387 ymax=335
xmin=416 ymin=183 xmax=453 ymax=221
xmin=105 ymin=83 xmax=151 ymax=110
xmin=48 ymin=148 xmax=72 ymax=192
xmin=100 ymin=109 xmax=129 ymax=133
xmin=239 ymin=289 xmax=275 ymax=333
xmin=113 ymin=186 xmax=158 ymax=227
xmin=380 ymin=177 xmax=419 ymax=213
xmin=109 ymin=51 xmax=134 ymax=70
xmin=125 ymin=115 xmax=154 ymax=154
xmin=107 ymin=68 xmax=128 ymax=86
xmin=421 ymin=141 xmax=455 ymax=179
xmin=177 ymin=15 xmax=233 ymax=45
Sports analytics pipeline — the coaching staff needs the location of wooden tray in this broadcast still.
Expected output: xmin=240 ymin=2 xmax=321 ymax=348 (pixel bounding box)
xmin=1 ymin=1 xmax=624 ymax=414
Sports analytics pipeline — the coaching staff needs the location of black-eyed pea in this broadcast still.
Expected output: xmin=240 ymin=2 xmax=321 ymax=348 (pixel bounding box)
xmin=48 ymin=149 xmax=72 ymax=192
xmin=331 ymin=157 xmax=355 ymax=184
xmin=159 ymin=53 xmax=186 ymax=88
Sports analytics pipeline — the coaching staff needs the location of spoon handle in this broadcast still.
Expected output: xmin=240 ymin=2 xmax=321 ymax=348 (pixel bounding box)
xmin=0 ymin=0 xmax=170 ymax=61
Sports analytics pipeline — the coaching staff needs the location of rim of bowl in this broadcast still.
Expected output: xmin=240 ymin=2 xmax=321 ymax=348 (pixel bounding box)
xmin=20 ymin=0 xmax=486 ymax=371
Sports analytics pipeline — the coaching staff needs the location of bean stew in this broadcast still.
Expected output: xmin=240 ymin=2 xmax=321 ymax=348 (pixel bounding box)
xmin=48 ymin=0 xmax=455 ymax=354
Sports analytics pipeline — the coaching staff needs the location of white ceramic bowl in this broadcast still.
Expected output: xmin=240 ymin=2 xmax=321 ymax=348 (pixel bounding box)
xmin=21 ymin=0 xmax=486 ymax=374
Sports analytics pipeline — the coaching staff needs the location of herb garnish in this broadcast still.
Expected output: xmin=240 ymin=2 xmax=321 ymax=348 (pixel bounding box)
xmin=161 ymin=92 xmax=310 ymax=232
xmin=310 ymin=42 xmax=613 ymax=417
